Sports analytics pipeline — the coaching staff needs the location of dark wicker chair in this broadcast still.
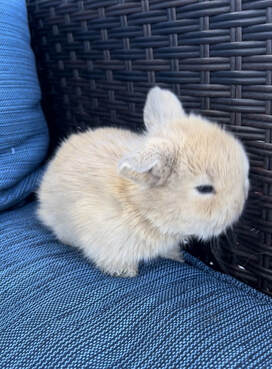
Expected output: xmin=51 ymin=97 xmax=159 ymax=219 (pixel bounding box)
xmin=27 ymin=0 xmax=272 ymax=296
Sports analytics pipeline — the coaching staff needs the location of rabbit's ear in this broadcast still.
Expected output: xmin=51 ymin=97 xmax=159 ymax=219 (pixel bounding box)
xmin=118 ymin=138 xmax=174 ymax=186
xmin=144 ymin=86 xmax=185 ymax=132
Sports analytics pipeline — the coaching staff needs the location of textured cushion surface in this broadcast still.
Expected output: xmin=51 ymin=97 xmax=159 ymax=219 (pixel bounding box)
xmin=0 ymin=202 xmax=271 ymax=369
xmin=0 ymin=1 xmax=48 ymax=211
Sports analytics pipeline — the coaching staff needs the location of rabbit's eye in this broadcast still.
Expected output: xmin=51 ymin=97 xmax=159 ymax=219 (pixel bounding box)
xmin=196 ymin=185 xmax=214 ymax=194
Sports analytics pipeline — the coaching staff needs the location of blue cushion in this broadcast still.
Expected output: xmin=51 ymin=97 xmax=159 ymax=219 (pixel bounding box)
xmin=0 ymin=1 xmax=48 ymax=211
xmin=0 ymin=202 xmax=271 ymax=368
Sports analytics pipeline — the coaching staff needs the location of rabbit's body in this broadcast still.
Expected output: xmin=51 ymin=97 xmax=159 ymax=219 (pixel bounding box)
xmin=38 ymin=127 xmax=182 ymax=276
xmin=38 ymin=87 xmax=249 ymax=277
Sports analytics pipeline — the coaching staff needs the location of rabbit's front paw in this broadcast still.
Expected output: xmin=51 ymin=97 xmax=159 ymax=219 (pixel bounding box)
xmin=163 ymin=248 xmax=184 ymax=263
xmin=98 ymin=262 xmax=138 ymax=278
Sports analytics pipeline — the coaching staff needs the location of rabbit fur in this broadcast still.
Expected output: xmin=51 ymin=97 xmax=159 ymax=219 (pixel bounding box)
xmin=37 ymin=87 xmax=249 ymax=277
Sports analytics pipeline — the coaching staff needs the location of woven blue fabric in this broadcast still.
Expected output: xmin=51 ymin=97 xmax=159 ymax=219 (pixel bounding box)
xmin=0 ymin=1 xmax=48 ymax=211
xmin=0 ymin=202 xmax=271 ymax=369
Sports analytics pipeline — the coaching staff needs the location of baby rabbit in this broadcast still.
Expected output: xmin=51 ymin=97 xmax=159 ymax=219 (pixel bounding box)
xmin=37 ymin=87 xmax=249 ymax=277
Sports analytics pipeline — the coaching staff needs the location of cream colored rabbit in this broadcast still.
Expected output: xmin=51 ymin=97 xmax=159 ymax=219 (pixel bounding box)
xmin=37 ymin=87 xmax=249 ymax=277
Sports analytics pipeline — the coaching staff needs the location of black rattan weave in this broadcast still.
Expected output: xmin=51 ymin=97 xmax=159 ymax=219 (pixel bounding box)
xmin=27 ymin=0 xmax=272 ymax=295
